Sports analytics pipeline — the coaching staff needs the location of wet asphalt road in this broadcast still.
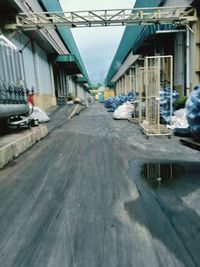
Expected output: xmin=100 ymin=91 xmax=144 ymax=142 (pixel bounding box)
xmin=0 ymin=102 xmax=200 ymax=267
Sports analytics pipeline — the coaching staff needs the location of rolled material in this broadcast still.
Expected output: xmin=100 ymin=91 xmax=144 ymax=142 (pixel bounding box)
xmin=0 ymin=104 xmax=29 ymax=118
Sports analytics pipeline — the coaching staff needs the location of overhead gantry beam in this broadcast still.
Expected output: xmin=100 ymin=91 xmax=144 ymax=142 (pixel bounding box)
xmin=4 ymin=6 xmax=197 ymax=31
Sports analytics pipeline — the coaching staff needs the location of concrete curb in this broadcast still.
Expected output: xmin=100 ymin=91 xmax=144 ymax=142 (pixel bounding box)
xmin=0 ymin=125 xmax=48 ymax=169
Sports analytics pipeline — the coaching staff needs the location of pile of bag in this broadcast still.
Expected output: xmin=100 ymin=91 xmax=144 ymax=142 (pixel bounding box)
xmin=104 ymin=92 xmax=136 ymax=112
xmin=113 ymin=101 xmax=134 ymax=120
xmin=30 ymin=107 xmax=50 ymax=123
xmin=160 ymin=88 xmax=179 ymax=124
xmin=186 ymin=84 xmax=200 ymax=140
xmin=169 ymin=108 xmax=189 ymax=130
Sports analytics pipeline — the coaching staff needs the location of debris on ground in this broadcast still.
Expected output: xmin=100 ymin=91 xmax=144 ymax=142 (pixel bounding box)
xmin=186 ymin=84 xmax=200 ymax=140
xmin=67 ymin=104 xmax=86 ymax=120
xmin=66 ymin=100 xmax=74 ymax=105
xmin=73 ymin=98 xmax=82 ymax=104
xmin=30 ymin=107 xmax=50 ymax=123
xmin=113 ymin=101 xmax=135 ymax=120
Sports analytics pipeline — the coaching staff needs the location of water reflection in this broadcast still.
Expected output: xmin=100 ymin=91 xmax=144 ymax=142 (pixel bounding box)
xmin=141 ymin=163 xmax=185 ymax=187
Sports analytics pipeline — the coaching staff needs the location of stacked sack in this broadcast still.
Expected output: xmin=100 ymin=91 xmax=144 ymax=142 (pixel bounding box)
xmin=104 ymin=92 xmax=136 ymax=112
xmin=160 ymin=88 xmax=179 ymax=124
xmin=186 ymin=84 xmax=200 ymax=140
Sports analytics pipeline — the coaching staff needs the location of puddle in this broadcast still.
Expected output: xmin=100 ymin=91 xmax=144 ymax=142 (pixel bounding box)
xmin=141 ymin=162 xmax=185 ymax=188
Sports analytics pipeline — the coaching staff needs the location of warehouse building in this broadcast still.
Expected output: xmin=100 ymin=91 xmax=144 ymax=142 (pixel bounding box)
xmin=106 ymin=0 xmax=199 ymax=97
xmin=0 ymin=0 xmax=90 ymax=112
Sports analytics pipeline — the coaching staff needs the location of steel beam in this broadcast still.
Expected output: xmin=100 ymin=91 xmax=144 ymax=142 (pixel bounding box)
xmin=4 ymin=6 xmax=197 ymax=31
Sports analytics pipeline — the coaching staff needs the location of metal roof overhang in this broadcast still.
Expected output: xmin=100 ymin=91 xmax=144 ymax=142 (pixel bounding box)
xmin=132 ymin=24 xmax=176 ymax=55
xmin=76 ymin=77 xmax=91 ymax=91
xmin=39 ymin=0 xmax=91 ymax=84
xmin=76 ymin=77 xmax=87 ymax=83
xmin=26 ymin=30 xmax=58 ymax=54
xmin=55 ymin=54 xmax=82 ymax=75
xmin=111 ymin=54 xmax=140 ymax=83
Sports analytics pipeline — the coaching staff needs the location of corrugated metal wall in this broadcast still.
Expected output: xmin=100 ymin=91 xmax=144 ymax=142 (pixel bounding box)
xmin=11 ymin=33 xmax=36 ymax=90
xmin=11 ymin=32 xmax=54 ymax=95
xmin=35 ymin=43 xmax=53 ymax=95
xmin=0 ymin=36 xmax=27 ymax=104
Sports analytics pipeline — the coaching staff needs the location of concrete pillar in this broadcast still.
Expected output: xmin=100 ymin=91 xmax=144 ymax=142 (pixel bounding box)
xmin=190 ymin=20 xmax=200 ymax=93
xmin=49 ymin=62 xmax=55 ymax=97
xmin=31 ymin=41 xmax=40 ymax=94
xmin=129 ymin=68 xmax=132 ymax=92
xmin=116 ymin=81 xmax=119 ymax=95
xmin=123 ymin=76 xmax=126 ymax=94
xmin=124 ymin=74 xmax=127 ymax=94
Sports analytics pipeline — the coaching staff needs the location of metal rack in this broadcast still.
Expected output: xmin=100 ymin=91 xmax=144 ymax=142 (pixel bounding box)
xmin=140 ymin=55 xmax=173 ymax=137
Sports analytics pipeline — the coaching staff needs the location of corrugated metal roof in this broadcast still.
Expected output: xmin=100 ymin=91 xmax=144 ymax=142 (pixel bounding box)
xmin=105 ymin=0 xmax=163 ymax=87
xmin=39 ymin=0 xmax=91 ymax=86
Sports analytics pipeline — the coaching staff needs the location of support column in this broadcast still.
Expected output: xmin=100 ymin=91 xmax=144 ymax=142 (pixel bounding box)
xmin=124 ymin=74 xmax=127 ymax=94
xmin=129 ymin=68 xmax=132 ymax=92
xmin=31 ymin=41 xmax=39 ymax=94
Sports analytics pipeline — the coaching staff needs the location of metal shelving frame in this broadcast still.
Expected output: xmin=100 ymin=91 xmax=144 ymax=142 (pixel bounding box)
xmin=140 ymin=55 xmax=173 ymax=137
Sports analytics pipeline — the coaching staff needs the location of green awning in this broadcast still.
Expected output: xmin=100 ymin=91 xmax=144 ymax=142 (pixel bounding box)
xmin=76 ymin=77 xmax=87 ymax=83
xmin=55 ymin=54 xmax=82 ymax=75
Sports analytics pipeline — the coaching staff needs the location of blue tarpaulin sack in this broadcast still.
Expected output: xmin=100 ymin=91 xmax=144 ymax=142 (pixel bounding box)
xmin=160 ymin=88 xmax=179 ymax=124
xmin=104 ymin=91 xmax=136 ymax=112
xmin=186 ymin=84 xmax=200 ymax=140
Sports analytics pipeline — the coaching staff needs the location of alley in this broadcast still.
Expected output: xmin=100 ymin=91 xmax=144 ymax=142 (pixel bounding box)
xmin=0 ymin=103 xmax=200 ymax=267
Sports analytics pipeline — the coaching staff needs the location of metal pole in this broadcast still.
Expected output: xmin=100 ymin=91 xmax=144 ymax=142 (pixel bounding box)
xmin=186 ymin=27 xmax=190 ymax=95
xmin=157 ymin=57 xmax=161 ymax=133
xmin=170 ymin=56 xmax=173 ymax=120
xmin=145 ymin=57 xmax=148 ymax=126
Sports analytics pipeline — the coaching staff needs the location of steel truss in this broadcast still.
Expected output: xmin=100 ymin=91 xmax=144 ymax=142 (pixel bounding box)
xmin=5 ymin=6 xmax=197 ymax=31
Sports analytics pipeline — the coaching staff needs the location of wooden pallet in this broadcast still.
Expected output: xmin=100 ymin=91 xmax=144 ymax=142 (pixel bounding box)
xmin=180 ymin=138 xmax=200 ymax=151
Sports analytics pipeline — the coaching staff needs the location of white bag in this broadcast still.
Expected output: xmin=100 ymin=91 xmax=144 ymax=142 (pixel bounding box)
xmin=169 ymin=108 xmax=189 ymax=129
xmin=113 ymin=101 xmax=134 ymax=120
xmin=30 ymin=107 xmax=50 ymax=122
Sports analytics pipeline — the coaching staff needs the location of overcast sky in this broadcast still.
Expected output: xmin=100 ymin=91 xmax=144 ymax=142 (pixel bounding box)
xmin=59 ymin=0 xmax=135 ymax=85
